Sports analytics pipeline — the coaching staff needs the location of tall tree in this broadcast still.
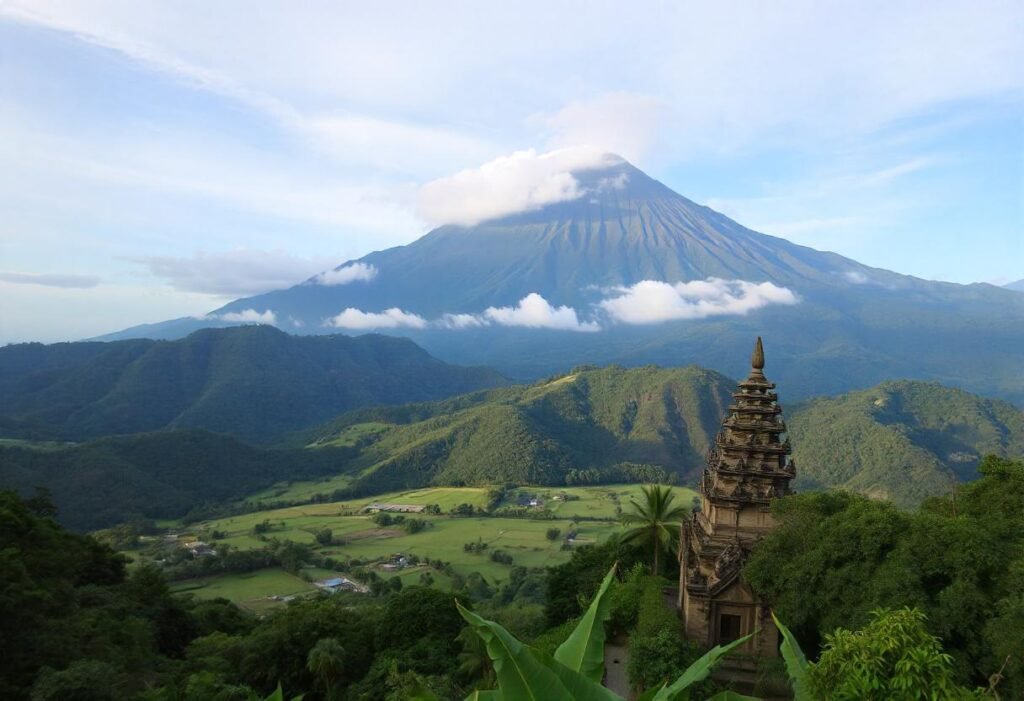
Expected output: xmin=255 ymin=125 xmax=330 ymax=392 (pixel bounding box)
xmin=620 ymin=485 xmax=688 ymax=575
xmin=306 ymin=637 xmax=345 ymax=699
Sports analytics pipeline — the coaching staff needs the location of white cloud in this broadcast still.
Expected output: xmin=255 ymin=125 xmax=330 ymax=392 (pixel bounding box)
xmin=417 ymin=148 xmax=623 ymax=226
xmin=303 ymin=114 xmax=497 ymax=176
xmin=596 ymin=173 xmax=629 ymax=192
xmin=137 ymin=249 xmax=340 ymax=296
xmin=0 ymin=271 xmax=100 ymax=288
xmin=439 ymin=313 xmax=490 ymax=329
xmin=312 ymin=263 xmax=378 ymax=286
xmin=218 ymin=308 xmax=277 ymax=324
xmin=599 ymin=279 xmax=799 ymax=324
xmin=483 ymin=293 xmax=600 ymax=332
xmin=842 ymin=271 xmax=869 ymax=284
xmin=325 ymin=307 xmax=427 ymax=330
xmin=333 ymin=294 xmax=599 ymax=332
xmin=536 ymin=93 xmax=664 ymax=165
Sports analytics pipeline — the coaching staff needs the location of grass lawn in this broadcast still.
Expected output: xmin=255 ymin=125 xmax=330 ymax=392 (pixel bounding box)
xmin=312 ymin=421 xmax=391 ymax=448
xmin=171 ymin=568 xmax=316 ymax=611
xmin=245 ymin=473 xmax=354 ymax=505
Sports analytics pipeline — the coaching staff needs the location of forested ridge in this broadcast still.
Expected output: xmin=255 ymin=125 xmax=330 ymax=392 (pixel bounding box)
xmin=4 ymin=370 xmax=1021 ymax=531
xmin=0 ymin=326 xmax=506 ymax=444
xmin=309 ymin=371 xmax=1023 ymax=506
xmin=0 ymin=431 xmax=356 ymax=531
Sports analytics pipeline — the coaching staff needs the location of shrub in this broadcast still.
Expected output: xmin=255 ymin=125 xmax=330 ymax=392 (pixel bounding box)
xmin=626 ymin=576 xmax=713 ymax=696
xmin=608 ymin=562 xmax=646 ymax=633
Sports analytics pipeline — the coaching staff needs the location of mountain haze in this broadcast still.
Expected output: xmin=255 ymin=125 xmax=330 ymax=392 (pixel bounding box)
xmin=103 ymin=157 xmax=1024 ymax=404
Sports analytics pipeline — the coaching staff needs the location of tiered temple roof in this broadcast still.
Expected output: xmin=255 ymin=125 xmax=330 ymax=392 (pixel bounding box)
xmin=699 ymin=336 xmax=795 ymax=506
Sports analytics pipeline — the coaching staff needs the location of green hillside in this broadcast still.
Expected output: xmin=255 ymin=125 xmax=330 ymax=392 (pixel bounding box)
xmin=788 ymin=380 xmax=1024 ymax=506
xmin=0 ymin=431 xmax=355 ymax=531
xmin=310 ymin=364 xmax=735 ymax=493
xmin=5 ymin=366 xmax=1020 ymax=531
xmin=309 ymin=371 xmax=1024 ymax=507
xmin=0 ymin=325 xmax=506 ymax=443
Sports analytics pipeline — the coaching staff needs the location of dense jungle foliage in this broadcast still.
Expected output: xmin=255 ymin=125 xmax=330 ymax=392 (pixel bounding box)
xmin=744 ymin=455 xmax=1024 ymax=697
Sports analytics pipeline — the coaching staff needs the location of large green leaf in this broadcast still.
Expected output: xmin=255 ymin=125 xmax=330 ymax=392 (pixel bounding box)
xmin=462 ymin=691 xmax=502 ymax=701
xmin=259 ymin=686 xmax=303 ymax=701
xmin=457 ymin=602 xmax=576 ymax=701
xmin=635 ymin=687 xmax=663 ymax=701
xmin=772 ymin=611 xmax=811 ymax=701
xmin=537 ymin=648 xmax=625 ymax=701
xmin=554 ymin=564 xmax=617 ymax=682
xmin=649 ymin=633 xmax=755 ymax=701
xmin=406 ymin=680 xmax=445 ymax=701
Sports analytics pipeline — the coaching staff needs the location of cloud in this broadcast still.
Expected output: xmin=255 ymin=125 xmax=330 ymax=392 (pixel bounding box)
xmin=842 ymin=271 xmax=869 ymax=284
xmin=417 ymin=148 xmax=623 ymax=227
xmin=596 ymin=173 xmax=629 ymax=192
xmin=0 ymin=272 xmax=100 ymax=288
xmin=599 ymin=279 xmax=799 ymax=324
xmin=325 ymin=307 xmax=427 ymax=330
xmin=332 ymin=293 xmax=599 ymax=332
xmin=536 ymin=92 xmax=665 ymax=165
xmin=218 ymin=308 xmax=277 ymax=324
xmin=483 ymin=293 xmax=600 ymax=332
xmin=439 ymin=313 xmax=490 ymax=329
xmin=137 ymin=249 xmax=340 ymax=296
xmin=311 ymin=263 xmax=378 ymax=286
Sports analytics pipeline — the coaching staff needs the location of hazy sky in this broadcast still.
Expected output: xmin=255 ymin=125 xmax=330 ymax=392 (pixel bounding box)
xmin=1 ymin=0 xmax=1022 ymax=343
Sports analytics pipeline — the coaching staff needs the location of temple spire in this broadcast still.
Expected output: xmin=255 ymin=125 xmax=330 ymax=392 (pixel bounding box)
xmin=750 ymin=336 xmax=765 ymax=375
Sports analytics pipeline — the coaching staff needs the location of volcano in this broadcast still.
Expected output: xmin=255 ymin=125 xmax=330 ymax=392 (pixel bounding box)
xmin=103 ymin=156 xmax=1024 ymax=404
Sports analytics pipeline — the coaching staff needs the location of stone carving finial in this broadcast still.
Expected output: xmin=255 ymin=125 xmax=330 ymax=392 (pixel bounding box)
xmin=751 ymin=336 xmax=765 ymax=372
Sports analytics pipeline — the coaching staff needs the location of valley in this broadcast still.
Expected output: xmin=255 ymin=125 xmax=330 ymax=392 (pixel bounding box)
xmin=128 ymin=484 xmax=684 ymax=611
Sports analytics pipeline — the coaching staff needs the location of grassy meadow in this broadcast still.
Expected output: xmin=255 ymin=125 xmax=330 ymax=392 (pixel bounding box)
xmin=165 ymin=484 xmax=697 ymax=607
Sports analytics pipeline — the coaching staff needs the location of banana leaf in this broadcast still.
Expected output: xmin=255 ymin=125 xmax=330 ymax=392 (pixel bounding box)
xmin=457 ymin=602 xmax=576 ymax=701
xmin=639 ymin=632 xmax=755 ymax=701
xmin=554 ymin=564 xmax=618 ymax=683
xmin=772 ymin=611 xmax=811 ymax=701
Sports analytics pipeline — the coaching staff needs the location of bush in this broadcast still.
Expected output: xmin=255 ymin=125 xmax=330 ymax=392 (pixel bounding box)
xmin=626 ymin=576 xmax=713 ymax=696
xmin=808 ymin=608 xmax=981 ymax=700
xmin=608 ymin=562 xmax=646 ymax=633
xmin=489 ymin=550 xmax=514 ymax=565
xmin=545 ymin=527 xmax=562 ymax=541
xmin=403 ymin=519 xmax=427 ymax=534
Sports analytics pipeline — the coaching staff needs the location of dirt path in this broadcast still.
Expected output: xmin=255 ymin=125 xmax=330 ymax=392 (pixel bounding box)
xmin=604 ymin=637 xmax=630 ymax=698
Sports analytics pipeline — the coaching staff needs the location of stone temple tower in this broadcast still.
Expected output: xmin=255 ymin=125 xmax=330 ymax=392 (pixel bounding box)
xmin=678 ymin=337 xmax=796 ymax=670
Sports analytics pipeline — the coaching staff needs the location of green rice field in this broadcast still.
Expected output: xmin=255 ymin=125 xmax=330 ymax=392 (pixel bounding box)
xmin=168 ymin=484 xmax=698 ymax=607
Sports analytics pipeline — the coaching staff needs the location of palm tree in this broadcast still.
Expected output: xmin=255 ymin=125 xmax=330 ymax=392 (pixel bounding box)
xmin=306 ymin=637 xmax=345 ymax=699
xmin=620 ymin=484 xmax=688 ymax=575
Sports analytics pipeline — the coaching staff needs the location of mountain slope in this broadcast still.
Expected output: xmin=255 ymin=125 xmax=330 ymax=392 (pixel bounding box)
xmin=788 ymin=380 xmax=1024 ymax=507
xmin=308 ymin=364 xmax=735 ymax=493
xmin=0 ymin=431 xmax=355 ymax=531
xmin=102 ymin=157 xmax=1024 ymax=405
xmin=0 ymin=326 xmax=506 ymax=443
xmin=306 ymin=370 xmax=1023 ymax=507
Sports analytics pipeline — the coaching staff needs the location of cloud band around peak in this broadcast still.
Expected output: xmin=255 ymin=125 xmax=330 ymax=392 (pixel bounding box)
xmin=319 ymin=278 xmax=798 ymax=332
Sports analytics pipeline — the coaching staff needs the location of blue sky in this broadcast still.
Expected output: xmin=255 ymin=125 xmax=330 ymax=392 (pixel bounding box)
xmin=1 ymin=0 xmax=1021 ymax=342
